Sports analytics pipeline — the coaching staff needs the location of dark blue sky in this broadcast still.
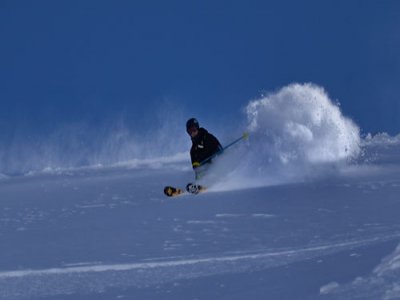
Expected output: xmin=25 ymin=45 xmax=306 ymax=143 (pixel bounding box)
xmin=1 ymin=0 xmax=400 ymax=136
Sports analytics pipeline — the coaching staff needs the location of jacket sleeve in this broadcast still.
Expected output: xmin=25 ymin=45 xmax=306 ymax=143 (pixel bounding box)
xmin=204 ymin=133 xmax=223 ymax=159
xmin=190 ymin=147 xmax=196 ymax=167
xmin=207 ymin=133 xmax=222 ymax=152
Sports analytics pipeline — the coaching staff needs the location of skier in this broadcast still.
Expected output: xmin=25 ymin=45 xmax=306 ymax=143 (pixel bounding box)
xmin=186 ymin=118 xmax=222 ymax=178
xmin=163 ymin=120 xmax=246 ymax=197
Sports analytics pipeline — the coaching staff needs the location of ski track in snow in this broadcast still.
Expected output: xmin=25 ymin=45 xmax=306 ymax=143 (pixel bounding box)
xmin=0 ymin=234 xmax=399 ymax=299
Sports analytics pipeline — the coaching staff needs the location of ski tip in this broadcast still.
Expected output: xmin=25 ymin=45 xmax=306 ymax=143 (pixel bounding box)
xmin=164 ymin=186 xmax=184 ymax=197
xmin=164 ymin=186 xmax=173 ymax=197
xmin=164 ymin=184 xmax=206 ymax=197
xmin=243 ymin=132 xmax=249 ymax=140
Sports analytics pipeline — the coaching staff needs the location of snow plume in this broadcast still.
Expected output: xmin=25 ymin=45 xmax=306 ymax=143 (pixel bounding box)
xmin=213 ymin=83 xmax=361 ymax=190
xmin=0 ymin=106 xmax=190 ymax=176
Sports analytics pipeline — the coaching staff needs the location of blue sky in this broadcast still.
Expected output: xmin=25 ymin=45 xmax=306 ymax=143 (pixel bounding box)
xmin=1 ymin=0 xmax=400 ymax=137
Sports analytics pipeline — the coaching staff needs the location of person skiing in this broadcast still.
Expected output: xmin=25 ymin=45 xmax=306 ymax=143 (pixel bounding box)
xmin=163 ymin=119 xmax=245 ymax=197
xmin=186 ymin=118 xmax=222 ymax=177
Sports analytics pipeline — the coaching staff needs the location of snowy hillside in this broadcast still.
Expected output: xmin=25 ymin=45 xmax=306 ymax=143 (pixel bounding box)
xmin=1 ymin=84 xmax=400 ymax=299
xmin=0 ymin=138 xmax=400 ymax=300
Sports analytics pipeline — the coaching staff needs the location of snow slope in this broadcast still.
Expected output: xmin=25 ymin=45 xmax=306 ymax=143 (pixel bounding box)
xmin=1 ymin=84 xmax=400 ymax=299
xmin=0 ymin=143 xmax=400 ymax=300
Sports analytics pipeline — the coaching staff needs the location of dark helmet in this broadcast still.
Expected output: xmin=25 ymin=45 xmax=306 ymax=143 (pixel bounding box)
xmin=186 ymin=118 xmax=199 ymax=133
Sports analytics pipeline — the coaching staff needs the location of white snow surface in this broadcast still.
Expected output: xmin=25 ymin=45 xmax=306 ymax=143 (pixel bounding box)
xmin=0 ymin=135 xmax=399 ymax=300
xmin=1 ymin=84 xmax=400 ymax=299
xmin=0 ymin=141 xmax=400 ymax=299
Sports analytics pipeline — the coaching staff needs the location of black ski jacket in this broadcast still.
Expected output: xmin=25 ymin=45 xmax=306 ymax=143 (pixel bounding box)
xmin=190 ymin=128 xmax=222 ymax=169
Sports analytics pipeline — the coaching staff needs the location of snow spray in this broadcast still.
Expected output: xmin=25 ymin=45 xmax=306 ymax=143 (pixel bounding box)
xmin=212 ymin=83 xmax=361 ymax=190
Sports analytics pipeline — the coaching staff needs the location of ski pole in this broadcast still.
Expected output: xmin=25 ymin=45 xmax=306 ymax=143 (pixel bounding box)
xmin=198 ymin=132 xmax=249 ymax=166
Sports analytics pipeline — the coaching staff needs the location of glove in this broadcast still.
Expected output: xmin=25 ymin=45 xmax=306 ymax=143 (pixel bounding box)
xmin=192 ymin=162 xmax=201 ymax=168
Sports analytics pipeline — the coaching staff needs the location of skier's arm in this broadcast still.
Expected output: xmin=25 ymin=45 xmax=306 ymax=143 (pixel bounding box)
xmin=206 ymin=133 xmax=223 ymax=156
xmin=190 ymin=148 xmax=201 ymax=169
